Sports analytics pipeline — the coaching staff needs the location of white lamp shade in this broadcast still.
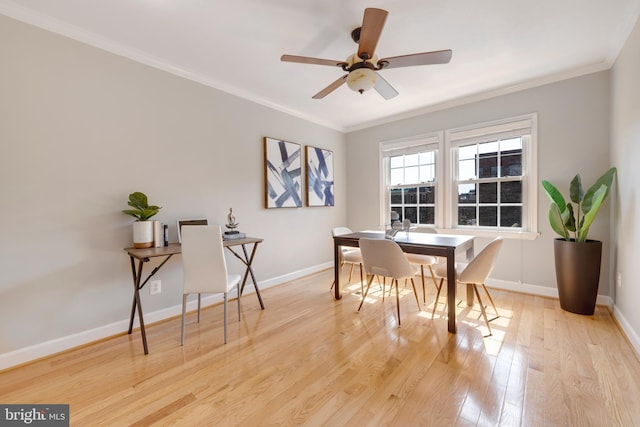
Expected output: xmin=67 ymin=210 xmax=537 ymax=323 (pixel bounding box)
xmin=346 ymin=68 xmax=377 ymax=94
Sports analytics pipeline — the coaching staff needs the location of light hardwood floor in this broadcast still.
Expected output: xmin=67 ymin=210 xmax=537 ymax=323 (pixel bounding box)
xmin=2 ymin=269 xmax=640 ymax=426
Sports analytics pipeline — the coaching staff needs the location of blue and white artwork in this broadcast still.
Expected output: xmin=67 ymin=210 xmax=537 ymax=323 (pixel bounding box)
xmin=306 ymin=146 xmax=334 ymax=207
xmin=264 ymin=137 xmax=302 ymax=208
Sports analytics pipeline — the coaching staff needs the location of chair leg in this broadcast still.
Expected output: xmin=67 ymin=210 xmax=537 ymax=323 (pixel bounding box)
xmin=237 ymin=282 xmax=241 ymax=322
xmin=394 ymin=279 xmax=401 ymax=325
xmin=330 ymin=262 xmax=345 ymax=291
xmin=181 ymin=294 xmax=188 ymax=346
xmin=431 ymin=278 xmax=444 ymax=319
xmin=481 ymin=283 xmax=500 ymax=320
xmin=427 ymin=265 xmax=439 ymax=291
xmin=409 ymin=278 xmax=421 ymax=311
xmin=197 ymin=293 xmax=201 ymax=323
xmin=223 ymin=292 xmax=228 ymax=344
xmin=472 ymin=284 xmax=492 ymax=336
xmin=420 ymin=265 xmax=426 ymax=304
xmin=359 ymin=263 xmax=364 ymax=295
xmin=357 ymin=275 xmax=376 ymax=312
xmin=348 ymin=263 xmax=355 ymax=283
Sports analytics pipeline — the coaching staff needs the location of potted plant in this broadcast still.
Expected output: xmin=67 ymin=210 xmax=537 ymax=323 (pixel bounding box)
xmin=541 ymin=167 xmax=616 ymax=314
xmin=122 ymin=192 xmax=162 ymax=248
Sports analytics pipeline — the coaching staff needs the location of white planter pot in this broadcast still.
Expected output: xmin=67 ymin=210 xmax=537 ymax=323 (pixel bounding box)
xmin=132 ymin=221 xmax=154 ymax=248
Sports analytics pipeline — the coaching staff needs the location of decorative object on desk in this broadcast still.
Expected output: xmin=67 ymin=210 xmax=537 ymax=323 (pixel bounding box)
xmin=153 ymin=221 xmax=163 ymax=248
xmin=163 ymin=224 xmax=169 ymax=246
xmin=223 ymin=232 xmax=246 ymax=240
xmin=306 ymin=146 xmax=334 ymax=206
xmin=264 ymin=137 xmax=302 ymax=208
xmin=225 ymin=208 xmax=239 ymax=232
xmin=542 ymin=167 xmax=616 ymax=315
xmin=122 ymin=191 xmax=162 ymax=249
xmin=222 ymin=208 xmax=247 ymax=240
xmin=224 ymin=208 xmax=245 ymax=240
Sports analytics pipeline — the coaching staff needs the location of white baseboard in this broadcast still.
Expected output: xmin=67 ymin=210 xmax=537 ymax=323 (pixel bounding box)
xmin=0 ymin=262 xmax=332 ymax=371
xmin=612 ymin=306 xmax=640 ymax=356
xmin=485 ymin=278 xmax=614 ymax=309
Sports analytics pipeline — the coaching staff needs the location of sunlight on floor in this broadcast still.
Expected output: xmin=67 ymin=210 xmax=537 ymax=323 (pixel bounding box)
xmin=339 ymin=274 xmax=512 ymax=356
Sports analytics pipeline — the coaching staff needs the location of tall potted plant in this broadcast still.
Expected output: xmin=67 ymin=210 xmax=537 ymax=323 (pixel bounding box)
xmin=541 ymin=167 xmax=616 ymax=314
xmin=122 ymin=192 xmax=162 ymax=248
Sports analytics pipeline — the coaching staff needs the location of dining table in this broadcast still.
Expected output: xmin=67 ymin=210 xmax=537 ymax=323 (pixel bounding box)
xmin=333 ymin=231 xmax=475 ymax=333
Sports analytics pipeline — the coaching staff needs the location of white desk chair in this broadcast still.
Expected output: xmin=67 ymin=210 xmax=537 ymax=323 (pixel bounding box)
xmin=358 ymin=237 xmax=421 ymax=326
xmin=432 ymin=236 xmax=503 ymax=336
xmin=180 ymin=225 xmax=241 ymax=345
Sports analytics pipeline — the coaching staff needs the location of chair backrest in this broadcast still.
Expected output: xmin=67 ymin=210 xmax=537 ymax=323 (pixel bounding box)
xmin=413 ymin=227 xmax=437 ymax=234
xmin=181 ymin=225 xmax=229 ymax=294
xmin=458 ymin=237 xmax=503 ymax=285
xmin=332 ymin=227 xmax=352 ymax=237
xmin=359 ymin=238 xmax=415 ymax=280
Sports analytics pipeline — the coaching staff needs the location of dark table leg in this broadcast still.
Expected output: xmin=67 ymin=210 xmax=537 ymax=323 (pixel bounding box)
xmin=241 ymin=243 xmax=264 ymax=310
xmin=446 ymin=249 xmax=457 ymax=333
xmin=129 ymin=257 xmax=149 ymax=354
xmin=226 ymin=243 xmax=265 ymax=309
xmin=333 ymin=240 xmax=342 ymax=300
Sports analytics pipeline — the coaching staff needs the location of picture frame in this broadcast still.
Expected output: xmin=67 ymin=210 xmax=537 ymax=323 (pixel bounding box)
xmin=306 ymin=145 xmax=334 ymax=207
xmin=264 ymin=137 xmax=302 ymax=208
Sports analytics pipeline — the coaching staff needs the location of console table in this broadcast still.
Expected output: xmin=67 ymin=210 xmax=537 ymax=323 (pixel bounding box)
xmin=124 ymin=237 xmax=264 ymax=354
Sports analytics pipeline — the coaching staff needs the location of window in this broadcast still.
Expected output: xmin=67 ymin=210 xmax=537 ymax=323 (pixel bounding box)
xmin=380 ymin=114 xmax=537 ymax=236
xmin=455 ymin=137 xmax=524 ymax=227
xmin=381 ymin=135 xmax=440 ymax=227
xmin=449 ymin=115 xmax=536 ymax=232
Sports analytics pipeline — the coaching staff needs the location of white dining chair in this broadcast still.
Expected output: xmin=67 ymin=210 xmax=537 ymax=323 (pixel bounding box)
xmin=180 ymin=225 xmax=241 ymax=345
xmin=403 ymin=227 xmax=442 ymax=304
xmin=432 ymin=236 xmax=503 ymax=336
xmin=331 ymin=227 xmax=364 ymax=294
xmin=358 ymin=237 xmax=421 ymax=325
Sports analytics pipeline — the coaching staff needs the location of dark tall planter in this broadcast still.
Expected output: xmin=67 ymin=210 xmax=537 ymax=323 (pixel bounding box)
xmin=554 ymin=238 xmax=602 ymax=315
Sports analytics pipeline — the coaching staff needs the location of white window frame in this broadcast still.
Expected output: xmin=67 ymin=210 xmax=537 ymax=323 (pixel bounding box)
xmin=378 ymin=114 xmax=539 ymax=240
xmin=379 ymin=133 xmax=443 ymax=229
xmin=445 ymin=113 xmax=538 ymax=238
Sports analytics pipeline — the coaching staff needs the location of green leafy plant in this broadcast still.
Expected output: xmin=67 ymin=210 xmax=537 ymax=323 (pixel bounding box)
xmin=122 ymin=192 xmax=161 ymax=221
xmin=542 ymin=167 xmax=616 ymax=242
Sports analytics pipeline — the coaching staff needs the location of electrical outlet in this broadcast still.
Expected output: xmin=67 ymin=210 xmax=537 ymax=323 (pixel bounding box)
xmin=150 ymin=280 xmax=162 ymax=295
xmin=617 ymin=272 xmax=622 ymax=289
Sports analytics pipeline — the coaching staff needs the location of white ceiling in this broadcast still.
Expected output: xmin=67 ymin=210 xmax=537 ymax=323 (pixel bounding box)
xmin=2 ymin=0 xmax=639 ymax=132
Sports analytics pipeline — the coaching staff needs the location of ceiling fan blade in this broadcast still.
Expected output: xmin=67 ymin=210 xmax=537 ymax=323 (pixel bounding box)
xmin=374 ymin=73 xmax=399 ymax=100
xmin=312 ymin=75 xmax=347 ymax=99
xmin=357 ymin=8 xmax=388 ymax=60
xmin=281 ymin=54 xmax=346 ymax=68
xmin=378 ymin=50 xmax=453 ymax=70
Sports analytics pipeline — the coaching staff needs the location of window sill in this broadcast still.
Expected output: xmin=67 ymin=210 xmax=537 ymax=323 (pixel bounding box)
xmin=435 ymin=228 xmax=540 ymax=240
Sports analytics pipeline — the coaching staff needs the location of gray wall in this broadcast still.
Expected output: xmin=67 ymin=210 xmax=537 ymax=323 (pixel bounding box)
xmin=346 ymin=71 xmax=612 ymax=296
xmin=0 ymin=15 xmax=345 ymax=358
xmin=611 ymin=16 xmax=640 ymax=347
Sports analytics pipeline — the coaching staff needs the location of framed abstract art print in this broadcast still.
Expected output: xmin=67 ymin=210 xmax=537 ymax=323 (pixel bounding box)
xmin=306 ymin=145 xmax=334 ymax=207
xmin=264 ymin=137 xmax=302 ymax=208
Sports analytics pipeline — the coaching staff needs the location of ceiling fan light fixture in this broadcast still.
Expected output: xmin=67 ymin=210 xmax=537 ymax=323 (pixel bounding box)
xmin=346 ymin=67 xmax=377 ymax=94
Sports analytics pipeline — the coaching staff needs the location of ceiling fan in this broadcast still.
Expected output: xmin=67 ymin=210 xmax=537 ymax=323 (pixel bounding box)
xmin=280 ymin=7 xmax=452 ymax=100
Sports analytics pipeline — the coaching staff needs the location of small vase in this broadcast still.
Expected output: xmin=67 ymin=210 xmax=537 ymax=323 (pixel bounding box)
xmin=132 ymin=221 xmax=154 ymax=248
